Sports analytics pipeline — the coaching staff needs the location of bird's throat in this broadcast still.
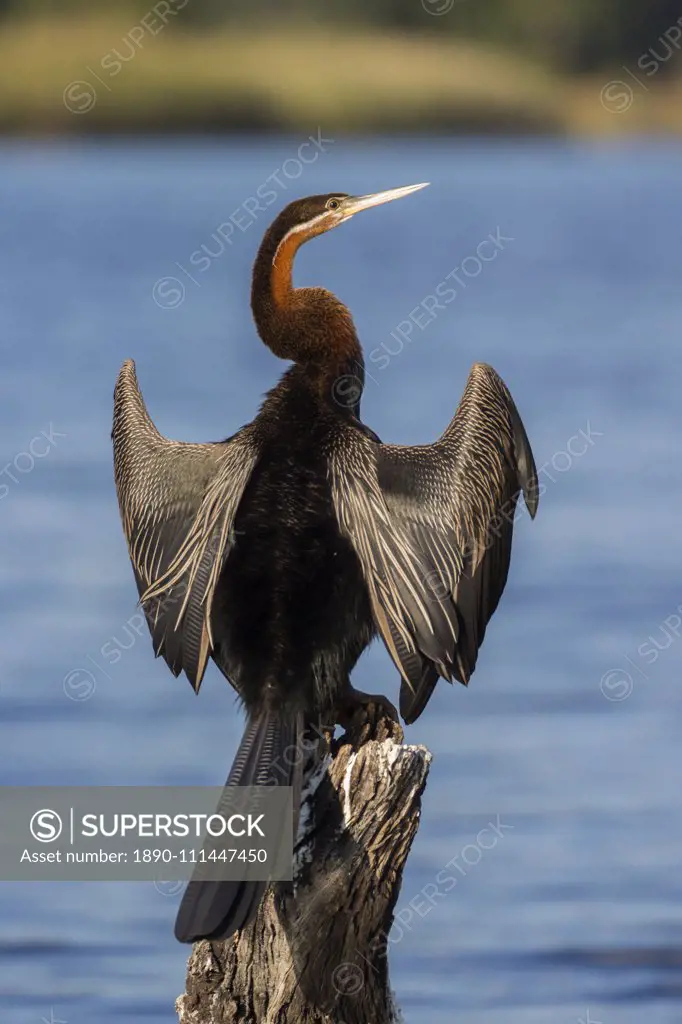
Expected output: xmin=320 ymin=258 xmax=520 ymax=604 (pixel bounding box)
xmin=270 ymin=229 xmax=302 ymax=309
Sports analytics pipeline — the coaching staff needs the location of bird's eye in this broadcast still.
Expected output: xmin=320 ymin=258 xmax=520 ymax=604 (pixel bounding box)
xmin=326 ymin=198 xmax=340 ymax=211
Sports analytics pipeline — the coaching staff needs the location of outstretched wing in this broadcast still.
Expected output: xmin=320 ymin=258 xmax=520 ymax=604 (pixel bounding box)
xmin=112 ymin=360 xmax=260 ymax=690
xmin=329 ymin=362 xmax=538 ymax=723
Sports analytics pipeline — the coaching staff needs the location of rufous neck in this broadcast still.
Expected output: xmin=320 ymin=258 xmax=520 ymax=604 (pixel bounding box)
xmin=251 ymin=223 xmax=362 ymax=372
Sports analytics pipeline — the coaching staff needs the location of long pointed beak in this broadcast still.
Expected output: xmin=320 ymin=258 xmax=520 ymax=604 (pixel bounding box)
xmin=340 ymin=182 xmax=429 ymax=219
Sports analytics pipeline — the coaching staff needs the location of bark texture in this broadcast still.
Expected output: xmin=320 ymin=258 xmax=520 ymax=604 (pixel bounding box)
xmin=176 ymin=710 xmax=432 ymax=1024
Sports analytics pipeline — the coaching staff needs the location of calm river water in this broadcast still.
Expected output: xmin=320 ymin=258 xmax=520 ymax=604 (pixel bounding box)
xmin=1 ymin=137 xmax=681 ymax=1023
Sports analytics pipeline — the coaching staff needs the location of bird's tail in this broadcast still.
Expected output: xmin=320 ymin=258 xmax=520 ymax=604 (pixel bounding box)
xmin=174 ymin=707 xmax=305 ymax=944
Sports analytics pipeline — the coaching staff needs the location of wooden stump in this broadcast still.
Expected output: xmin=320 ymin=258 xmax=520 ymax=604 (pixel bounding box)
xmin=176 ymin=710 xmax=432 ymax=1024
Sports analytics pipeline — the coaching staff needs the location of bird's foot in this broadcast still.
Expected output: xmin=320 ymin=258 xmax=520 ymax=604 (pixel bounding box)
xmin=336 ymin=686 xmax=400 ymax=738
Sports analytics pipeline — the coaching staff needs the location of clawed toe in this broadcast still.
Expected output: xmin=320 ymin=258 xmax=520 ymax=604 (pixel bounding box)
xmin=337 ymin=686 xmax=399 ymax=730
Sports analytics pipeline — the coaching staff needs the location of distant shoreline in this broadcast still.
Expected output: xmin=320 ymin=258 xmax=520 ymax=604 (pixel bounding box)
xmin=2 ymin=17 xmax=681 ymax=138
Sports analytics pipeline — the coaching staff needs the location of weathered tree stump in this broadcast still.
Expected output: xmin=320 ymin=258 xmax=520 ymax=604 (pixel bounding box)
xmin=176 ymin=710 xmax=432 ymax=1024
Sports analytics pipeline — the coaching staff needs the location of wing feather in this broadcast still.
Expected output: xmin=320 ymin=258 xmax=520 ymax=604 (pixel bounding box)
xmin=112 ymin=360 xmax=259 ymax=690
xmin=329 ymin=362 xmax=538 ymax=723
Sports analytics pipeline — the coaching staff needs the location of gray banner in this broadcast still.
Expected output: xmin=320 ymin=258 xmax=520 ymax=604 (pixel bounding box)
xmin=0 ymin=787 xmax=293 ymax=882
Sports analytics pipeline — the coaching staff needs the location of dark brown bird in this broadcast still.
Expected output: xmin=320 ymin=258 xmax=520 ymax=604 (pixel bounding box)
xmin=112 ymin=183 xmax=538 ymax=944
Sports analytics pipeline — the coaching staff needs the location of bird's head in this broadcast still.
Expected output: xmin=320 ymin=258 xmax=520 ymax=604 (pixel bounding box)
xmin=267 ymin=183 xmax=430 ymax=252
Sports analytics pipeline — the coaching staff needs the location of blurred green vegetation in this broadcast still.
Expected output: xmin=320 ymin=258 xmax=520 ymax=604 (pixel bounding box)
xmin=2 ymin=0 xmax=682 ymax=133
xmin=4 ymin=0 xmax=682 ymax=72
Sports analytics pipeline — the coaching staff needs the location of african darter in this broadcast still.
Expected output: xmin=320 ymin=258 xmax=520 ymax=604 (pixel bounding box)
xmin=113 ymin=183 xmax=538 ymax=943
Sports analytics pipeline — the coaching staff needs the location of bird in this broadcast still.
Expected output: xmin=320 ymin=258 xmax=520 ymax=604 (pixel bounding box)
xmin=112 ymin=183 xmax=538 ymax=944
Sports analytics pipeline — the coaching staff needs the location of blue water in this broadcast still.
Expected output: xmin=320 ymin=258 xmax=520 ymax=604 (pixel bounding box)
xmin=1 ymin=137 xmax=681 ymax=1023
